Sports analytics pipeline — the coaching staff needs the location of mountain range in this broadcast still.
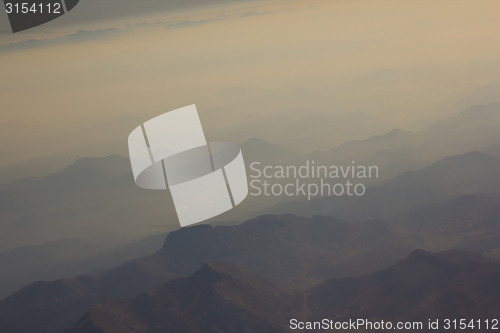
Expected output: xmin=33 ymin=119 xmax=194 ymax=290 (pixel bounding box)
xmin=0 ymin=138 xmax=299 ymax=299
xmin=0 ymin=232 xmax=166 ymax=302
xmin=1 ymin=102 xmax=500 ymax=330
xmin=306 ymin=102 xmax=500 ymax=179
xmin=65 ymin=249 xmax=500 ymax=333
xmin=0 ymin=154 xmax=177 ymax=251
xmin=1 ymin=191 xmax=500 ymax=332
xmin=262 ymin=151 xmax=500 ymax=222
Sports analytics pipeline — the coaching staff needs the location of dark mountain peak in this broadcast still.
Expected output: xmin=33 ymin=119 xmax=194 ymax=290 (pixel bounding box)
xmin=180 ymin=261 xmax=283 ymax=296
xmin=158 ymin=224 xmax=230 ymax=273
xmin=67 ymin=262 xmax=293 ymax=333
xmin=197 ymin=261 xmax=235 ymax=279
xmin=184 ymin=262 xmax=235 ymax=285
xmin=147 ymin=261 xmax=290 ymax=309
xmin=159 ymin=224 xmax=218 ymax=253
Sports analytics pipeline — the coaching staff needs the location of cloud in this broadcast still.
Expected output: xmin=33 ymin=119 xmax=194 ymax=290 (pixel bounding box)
xmin=240 ymin=10 xmax=273 ymax=18
xmin=0 ymin=28 xmax=122 ymax=52
xmin=0 ymin=7 xmax=277 ymax=53
xmin=165 ymin=19 xmax=211 ymax=30
xmin=0 ymin=17 xmax=219 ymax=52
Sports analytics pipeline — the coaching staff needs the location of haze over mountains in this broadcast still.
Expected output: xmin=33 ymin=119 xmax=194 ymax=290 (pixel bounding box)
xmin=305 ymin=102 xmax=500 ymax=179
xmin=0 ymin=102 xmax=500 ymax=331
xmin=2 ymin=103 xmax=500 ymax=300
xmin=4 ymin=102 xmax=500 ymax=184
xmin=2 ymin=0 xmax=500 ymax=331
xmin=0 ymin=154 xmax=174 ymax=251
xmin=0 ymin=141 xmax=127 ymax=184
xmin=0 ymin=155 xmax=174 ymax=299
xmin=239 ymin=102 xmax=500 ymax=220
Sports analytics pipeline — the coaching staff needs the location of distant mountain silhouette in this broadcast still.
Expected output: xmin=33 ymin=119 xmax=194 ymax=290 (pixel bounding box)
xmin=60 ymin=155 xmax=131 ymax=176
xmin=0 ymin=154 xmax=78 ymax=185
xmin=314 ymin=128 xmax=417 ymax=163
xmin=0 ymin=154 xmax=177 ymax=251
xmin=235 ymin=104 xmax=500 ymax=220
xmin=303 ymin=102 xmax=500 ymax=180
xmin=263 ymin=151 xmax=500 ymax=221
xmin=65 ymin=250 xmax=500 ymax=333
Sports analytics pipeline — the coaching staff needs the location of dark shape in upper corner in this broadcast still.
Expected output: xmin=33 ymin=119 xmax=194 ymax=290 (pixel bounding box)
xmin=5 ymin=0 xmax=80 ymax=33
xmin=64 ymin=0 xmax=78 ymax=11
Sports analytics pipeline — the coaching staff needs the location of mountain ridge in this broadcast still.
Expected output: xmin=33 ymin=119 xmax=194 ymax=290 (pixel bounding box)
xmin=2 ymin=191 xmax=500 ymax=332
xmin=65 ymin=249 xmax=500 ymax=332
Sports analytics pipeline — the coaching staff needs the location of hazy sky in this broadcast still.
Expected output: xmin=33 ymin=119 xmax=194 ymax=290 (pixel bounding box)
xmin=1 ymin=0 xmax=500 ymax=165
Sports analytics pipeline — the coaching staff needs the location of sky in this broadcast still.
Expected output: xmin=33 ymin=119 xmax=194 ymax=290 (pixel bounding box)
xmin=1 ymin=0 xmax=500 ymax=166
